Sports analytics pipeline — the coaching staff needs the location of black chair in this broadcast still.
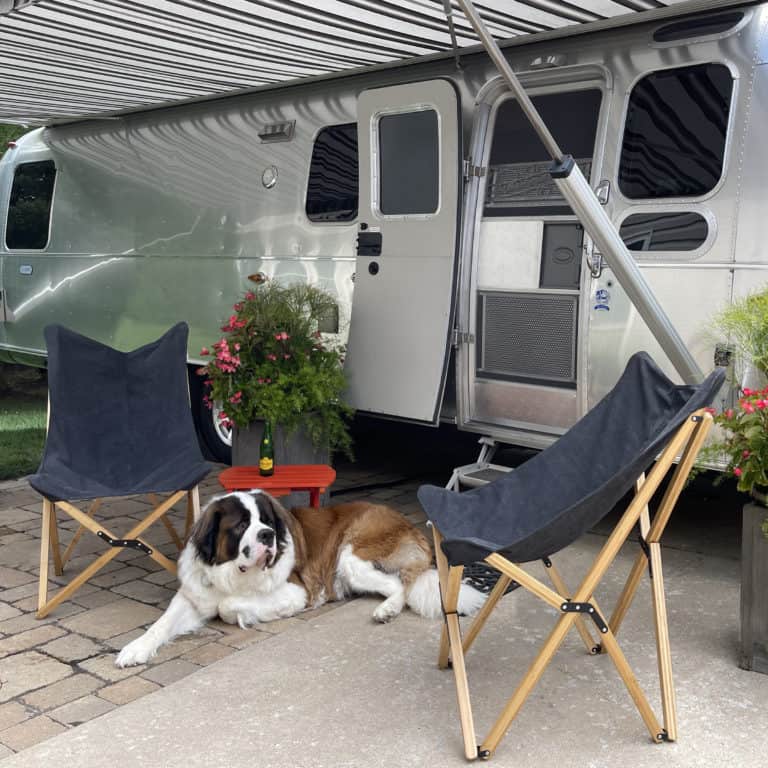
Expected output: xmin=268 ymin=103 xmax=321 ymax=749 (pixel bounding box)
xmin=418 ymin=352 xmax=725 ymax=760
xmin=30 ymin=322 xmax=210 ymax=618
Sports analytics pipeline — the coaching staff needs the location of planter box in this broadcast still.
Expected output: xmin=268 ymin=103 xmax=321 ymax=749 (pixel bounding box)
xmin=740 ymin=502 xmax=768 ymax=674
xmin=232 ymin=421 xmax=330 ymax=508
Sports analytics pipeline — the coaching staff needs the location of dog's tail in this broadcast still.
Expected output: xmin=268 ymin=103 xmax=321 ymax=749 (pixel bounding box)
xmin=405 ymin=568 xmax=486 ymax=620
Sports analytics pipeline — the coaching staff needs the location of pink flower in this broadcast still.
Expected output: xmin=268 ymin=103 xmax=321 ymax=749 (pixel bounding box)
xmin=725 ymin=409 xmax=734 ymax=419
xmin=229 ymin=392 xmax=242 ymax=405
xmin=704 ymin=407 xmax=716 ymax=415
xmin=245 ymin=291 xmax=255 ymax=300
xmin=218 ymin=411 xmax=228 ymax=421
xmin=257 ymin=378 xmax=265 ymax=384
xmin=281 ymin=332 xmax=289 ymax=341
xmin=233 ymin=302 xmax=243 ymax=312
xmin=734 ymin=467 xmax=743 ymax=477
xmin=234 ymin=343 xmax=241 ymax=351
xmin=756 ymin=400 xmax=767 ymax=410
xmin=267 ymin=353 xmax=277 ymax=361
xmin=283 ymin=354 xmax=291 ymax=360
xmin=744 ymin=387 xmax=753 ymax=396
xmin=200 ymin=347 xmax=210 ymax=356
xmin=744 ymin=403 xmax=755 ymax=414
xmin=743 ymin=450 xmax=751 ymax=458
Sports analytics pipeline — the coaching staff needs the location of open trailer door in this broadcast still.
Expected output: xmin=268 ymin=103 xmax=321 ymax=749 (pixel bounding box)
xmin=345 ymin=79 xmax=461 ymax=423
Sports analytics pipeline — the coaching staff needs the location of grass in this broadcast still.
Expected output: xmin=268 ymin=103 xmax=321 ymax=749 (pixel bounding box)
xmin=0 ymin=386 xmax=47 ymax=481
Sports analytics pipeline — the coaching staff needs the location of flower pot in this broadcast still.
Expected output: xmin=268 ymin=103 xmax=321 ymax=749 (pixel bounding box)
xmin=739 ymin=501 xmax=768 ymax=674
xmin=232 ymin=420 xmax=330 ymax=508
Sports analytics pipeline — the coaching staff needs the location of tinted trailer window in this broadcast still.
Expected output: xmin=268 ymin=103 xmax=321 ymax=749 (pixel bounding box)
xmin=306 ymin=123 xmax=358 ymax=222
xmin=619 ymin=63 xmax=733 ymax=199
xmin=6 ymin=160 xmax=56 ymax=249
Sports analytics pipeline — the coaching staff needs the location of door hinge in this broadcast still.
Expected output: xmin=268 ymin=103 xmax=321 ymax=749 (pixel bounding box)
xmin=452 ymin=329 xmax=475 ymax=347
xmin=463 ymin=160 xmax=486 ymax=179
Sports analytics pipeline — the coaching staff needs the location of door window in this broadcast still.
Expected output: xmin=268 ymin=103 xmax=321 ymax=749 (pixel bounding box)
xmin=378 ymin=109 xmax=439 ymax=216
xmin=5 ymin=160 xmax=56 ymax=249
xmin=485 ymin=89 xmax=602 ymax=217
xmin=619 ymin=63 xmax=733 ymax=199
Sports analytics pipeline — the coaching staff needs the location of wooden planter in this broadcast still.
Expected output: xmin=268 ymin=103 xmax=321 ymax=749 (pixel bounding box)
xmin=232 ymin=421 xmax=330 ymax=507
xmin=740 ymin=501 xmax=768 ymax=674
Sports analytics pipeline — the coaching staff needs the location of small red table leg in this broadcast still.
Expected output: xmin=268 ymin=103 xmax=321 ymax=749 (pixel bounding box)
xmin=309 ymin=488 xmax=320 ymax=508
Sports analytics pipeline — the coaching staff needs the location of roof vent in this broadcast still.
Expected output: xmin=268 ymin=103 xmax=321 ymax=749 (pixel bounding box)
xmin=653 ymin=11 xmax=744 ymax=43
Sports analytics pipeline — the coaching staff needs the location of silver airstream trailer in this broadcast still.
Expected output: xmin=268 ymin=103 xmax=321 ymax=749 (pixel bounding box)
xmin=0 ymin=2 xmax=764 ymax=462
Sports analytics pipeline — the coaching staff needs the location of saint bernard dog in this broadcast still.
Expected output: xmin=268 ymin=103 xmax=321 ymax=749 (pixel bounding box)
xmin=115 ymin=490 xmax=486 ymax=667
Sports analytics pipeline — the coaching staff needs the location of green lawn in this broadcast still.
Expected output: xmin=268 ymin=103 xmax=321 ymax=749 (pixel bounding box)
xmin=0 ymin=397 xmax=46 ymax=480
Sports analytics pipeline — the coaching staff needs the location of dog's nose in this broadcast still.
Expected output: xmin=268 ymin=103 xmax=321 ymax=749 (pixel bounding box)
xmin=241 ymin=545 xmax=251 ymax=558
xmin=257 ymin=529 xmax=275 ymax=546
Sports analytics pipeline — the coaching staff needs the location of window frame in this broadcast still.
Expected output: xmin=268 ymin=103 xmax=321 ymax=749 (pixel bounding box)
xmin=304 ymin=122 xmax=359 ymax=226
xmin=4 ymin=159 xmax=57 ymax=251
xmin=371 ymin=104 xmax=442 ymax=220
xmin=617 ymin=61 xmax=737 ymax=204
xmin=616 ymin=206 xmax=717 ymax=260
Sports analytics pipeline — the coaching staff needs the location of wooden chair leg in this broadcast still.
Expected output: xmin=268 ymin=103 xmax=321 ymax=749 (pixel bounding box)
xmin=49 ymin=503 xmax=64 ymax=577
xmin=462 ymin=571 xmax=512 ymax=655
xmin=649 ymin=541 xmax=677 ymax=740
xmin=432 ymin=525 xmax=477 ymax=760
xmin=61 ymin=499 xmax=101 ymax=569
xmin=482 ymin=612 xmax=576 ymax=757
xmin=445 ymin=565 xmax=478 ymax=761
xmin=545 ymin=560 xmax=598 ymax=655
xmin=186 ymin=486 xmax=201 ymax=539
xmin=38 ymin=499 xmax=53 ymax=613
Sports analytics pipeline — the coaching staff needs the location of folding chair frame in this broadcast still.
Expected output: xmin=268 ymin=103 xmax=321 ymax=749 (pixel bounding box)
xmin=37 ymin=488 xmax=201 ymax=618
xmin=433 ymin=409 xmax=713 ymax=760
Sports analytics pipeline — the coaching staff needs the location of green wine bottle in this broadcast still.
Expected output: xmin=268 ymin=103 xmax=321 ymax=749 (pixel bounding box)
xmin=259 ymin=421 xmax=275 ymax=476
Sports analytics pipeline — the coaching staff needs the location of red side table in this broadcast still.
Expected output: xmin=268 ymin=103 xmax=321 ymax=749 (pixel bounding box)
xmin=218 ymin=464 xmax=336 ymax=508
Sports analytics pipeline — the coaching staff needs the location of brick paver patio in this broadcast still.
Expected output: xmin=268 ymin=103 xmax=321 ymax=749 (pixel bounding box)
xmin=0 ymin=462 xmax=429 ymax=758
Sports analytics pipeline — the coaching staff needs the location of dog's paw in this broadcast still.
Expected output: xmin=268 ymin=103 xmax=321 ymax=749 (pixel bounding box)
xmin=372 ymin=600 xmax=403 ymax=624
xmin=115 ymin=638 xmax=154 ymax=668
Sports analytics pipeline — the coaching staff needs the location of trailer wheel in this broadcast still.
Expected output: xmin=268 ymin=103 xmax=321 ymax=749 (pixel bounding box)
xmin=188 ymin=367 xmax=232 ymax=464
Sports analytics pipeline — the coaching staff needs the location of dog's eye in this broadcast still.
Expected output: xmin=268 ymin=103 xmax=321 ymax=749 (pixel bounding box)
xmin=235 ymin=520 xmax=248 ymax=533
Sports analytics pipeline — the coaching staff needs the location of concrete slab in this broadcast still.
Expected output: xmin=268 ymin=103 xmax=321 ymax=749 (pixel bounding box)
xmin=1 ymin=536 xmax=766 ymax=768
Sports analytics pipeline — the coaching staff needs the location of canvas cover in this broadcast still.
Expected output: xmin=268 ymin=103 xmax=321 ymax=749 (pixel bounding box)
xmin=418 ymin=352 xmax=725 ymax=566
xmin=29 ymin=322 xmax=210 ymax=501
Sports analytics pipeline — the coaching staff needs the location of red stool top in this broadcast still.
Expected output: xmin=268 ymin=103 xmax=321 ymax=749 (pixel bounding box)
xmin=218 ymin=464 xmax=336 ymax=497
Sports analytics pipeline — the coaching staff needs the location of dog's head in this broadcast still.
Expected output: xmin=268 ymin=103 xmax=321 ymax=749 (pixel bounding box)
xmin=192 ymin=491 xmax=290 ymax=572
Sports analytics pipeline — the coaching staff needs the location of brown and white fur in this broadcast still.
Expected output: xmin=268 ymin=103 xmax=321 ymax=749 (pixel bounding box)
xmin=115 ymin=490 xmax=485 ymax=667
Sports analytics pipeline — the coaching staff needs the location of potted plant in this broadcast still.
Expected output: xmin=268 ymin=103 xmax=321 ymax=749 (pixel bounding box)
xmin=707 ymin=287 xmax=768 ymax=673
xmin=199 ymin=279 xmax=353 ymax=469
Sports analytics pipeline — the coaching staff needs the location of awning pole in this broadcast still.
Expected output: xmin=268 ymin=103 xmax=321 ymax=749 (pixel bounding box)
xmin=453 ymin=0 xmax=704 ymax=384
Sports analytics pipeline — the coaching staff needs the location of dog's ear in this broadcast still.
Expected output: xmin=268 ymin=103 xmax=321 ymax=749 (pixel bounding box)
xmin=259 ymin=492 xmax=305 ymax=568
xmin=191 ymin=501 xmax=222 ymax=565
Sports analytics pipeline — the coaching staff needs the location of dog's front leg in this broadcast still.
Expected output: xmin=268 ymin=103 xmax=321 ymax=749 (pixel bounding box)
xmin=115 ymin=591 xmax=212 ymax=667
xmin=218 ymin=582 xmax=307 ymax=628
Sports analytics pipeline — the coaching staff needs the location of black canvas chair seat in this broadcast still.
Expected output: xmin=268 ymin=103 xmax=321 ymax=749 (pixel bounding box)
xmin=31 ymin=323 xmax=210 ymax=618
xmin=419 ymin=352 xmax=724 ymax=566
xmin=419 ymin=352 xmax=725 ymax=761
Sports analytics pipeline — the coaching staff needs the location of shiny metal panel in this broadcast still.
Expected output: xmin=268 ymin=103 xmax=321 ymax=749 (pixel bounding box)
xmin=345 ymin=79 xmax=460 ymax=422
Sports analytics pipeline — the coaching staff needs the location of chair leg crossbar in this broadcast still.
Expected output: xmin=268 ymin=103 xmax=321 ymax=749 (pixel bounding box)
xmin=433 ymin=411 xmax=713 ymax=760
xmin=37 ymin=487 xmax=201 ymax=619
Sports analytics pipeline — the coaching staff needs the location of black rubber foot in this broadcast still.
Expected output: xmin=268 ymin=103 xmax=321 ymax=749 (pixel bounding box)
xmin=477 ymin=747 xmax=491 ymax=760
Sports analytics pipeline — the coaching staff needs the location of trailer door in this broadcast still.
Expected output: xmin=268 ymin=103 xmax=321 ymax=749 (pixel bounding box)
xmin=346 ymin=79 xmax=461 ymax=423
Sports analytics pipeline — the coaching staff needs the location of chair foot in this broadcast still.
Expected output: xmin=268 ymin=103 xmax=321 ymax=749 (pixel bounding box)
xmin=477 ymin=747 xmax=491 ymax=760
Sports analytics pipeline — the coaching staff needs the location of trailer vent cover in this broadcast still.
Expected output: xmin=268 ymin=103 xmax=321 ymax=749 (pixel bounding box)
xmin=477 ymin=292 xmax=577 ymax=386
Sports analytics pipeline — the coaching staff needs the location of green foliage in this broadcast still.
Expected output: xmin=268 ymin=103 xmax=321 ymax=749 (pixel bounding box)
xmin=711 ymin=287 xmax=768 ymax=381
xmin=201 ymin=281 xmax=353 ymax=457
xmin=0 ymin=124 xmax=27 ymax=159
xmin=0 ymin=398 xmax=46 ymax=481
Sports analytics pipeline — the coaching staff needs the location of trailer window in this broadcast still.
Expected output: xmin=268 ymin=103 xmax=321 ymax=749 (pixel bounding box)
xmin=619 ymin=212 xmax=709 ymax=251
xmin=5 ymin=160 xmax=56 ymax=249
xmin=619 ymin=64 xmax=732 ymax=199
xmin=484 ymin=90 xmax=602 ymax=217
xmin=306 ymin=123 xmax=358 ymax=222
xmin=378 ymin=109 xmax=439 ymax=215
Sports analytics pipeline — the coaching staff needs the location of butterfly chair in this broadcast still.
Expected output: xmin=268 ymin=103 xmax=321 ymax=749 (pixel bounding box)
xmin=29 ymin=322 xmax=210 ymax=618
xmin=418 ymin=352 xmax=725 ymax=760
